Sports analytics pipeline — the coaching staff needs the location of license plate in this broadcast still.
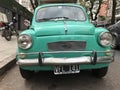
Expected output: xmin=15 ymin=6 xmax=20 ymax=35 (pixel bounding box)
xmin=54 ymin=65 xmax=80 ymax=75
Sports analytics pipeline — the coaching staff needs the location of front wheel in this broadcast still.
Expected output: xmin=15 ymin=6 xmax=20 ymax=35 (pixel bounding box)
xmin=92 ymin=67 xmax=108 ymax=78
xmin=3 ymin=30 xmax=12 ymax=41
xmin=19 ymin=67 xmax=34 ymax=80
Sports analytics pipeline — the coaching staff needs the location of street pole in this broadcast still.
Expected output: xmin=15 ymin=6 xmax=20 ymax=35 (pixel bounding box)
xmin=111 ymin=0 xmax=116 ymax=24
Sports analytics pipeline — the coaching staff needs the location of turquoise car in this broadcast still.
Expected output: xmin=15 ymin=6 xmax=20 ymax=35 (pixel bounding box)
xmin=17 ymin=4 xmax=114 ymax=79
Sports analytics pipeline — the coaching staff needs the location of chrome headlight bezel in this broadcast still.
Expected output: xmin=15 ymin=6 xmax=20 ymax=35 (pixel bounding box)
xmin=18 ymin=34 xmax=32 ymax=49
xmin=99 ymin=32 xmax=113 ymax=47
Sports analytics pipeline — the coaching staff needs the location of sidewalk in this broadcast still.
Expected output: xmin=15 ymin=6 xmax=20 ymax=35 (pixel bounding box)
xmin=0 ymin=32 xmax=17 ymax=75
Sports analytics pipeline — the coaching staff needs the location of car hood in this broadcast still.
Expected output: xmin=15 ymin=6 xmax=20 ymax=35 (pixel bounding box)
xmin=31 ymin=21 xmax=95 ymax=36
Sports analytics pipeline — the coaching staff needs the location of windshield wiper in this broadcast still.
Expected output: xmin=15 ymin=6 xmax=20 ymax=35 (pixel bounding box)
xmin=37 ymin=17 xmax=70 ymax=22
xmin=37 ymin=18 xmax=52 ymax=22
xmin=51 ymin=17 xmax=69 ymax=20
xmin=50 ymin=17 xmax=80 ymax=21
xmin=36 ymin=17 xmax=80 ymax=22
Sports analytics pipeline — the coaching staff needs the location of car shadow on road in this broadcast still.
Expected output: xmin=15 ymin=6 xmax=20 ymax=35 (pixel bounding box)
xmin=24 ymin=70 xmax=107 ymax=90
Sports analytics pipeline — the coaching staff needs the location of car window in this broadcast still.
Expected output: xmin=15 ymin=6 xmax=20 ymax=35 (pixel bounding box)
xmin=36 ymin=6 xmax=86 ymax=21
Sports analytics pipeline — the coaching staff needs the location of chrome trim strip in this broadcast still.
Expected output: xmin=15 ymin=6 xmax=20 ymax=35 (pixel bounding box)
xmin=17 ymin=50 xmax=114 ymax=55
xmin=17 ymin=56 xmax=114 ymax=66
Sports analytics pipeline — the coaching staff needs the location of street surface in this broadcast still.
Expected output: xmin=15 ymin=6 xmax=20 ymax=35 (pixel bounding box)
xmin=0 ymin=32 xmax=17 ymax=75
xmin=0 ymin=34 xmax=17 ymax=68
xmin=0 ymin=50 xmax=119 ymax=90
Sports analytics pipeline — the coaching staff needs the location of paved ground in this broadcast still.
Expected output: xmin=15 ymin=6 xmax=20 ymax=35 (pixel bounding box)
xmin=0 ymin=50 xmax=118 ymax=90
xmin=0 ymin=32 xmax=17 ymax=75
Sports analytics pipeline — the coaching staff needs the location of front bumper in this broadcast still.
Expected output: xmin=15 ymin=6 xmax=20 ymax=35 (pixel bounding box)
xmin=17 ymin=50 xmax=114 ymax=66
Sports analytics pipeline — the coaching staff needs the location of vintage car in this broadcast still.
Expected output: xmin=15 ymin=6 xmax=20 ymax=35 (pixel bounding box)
xmin=17 ymin=3 xmax=114 ymax=80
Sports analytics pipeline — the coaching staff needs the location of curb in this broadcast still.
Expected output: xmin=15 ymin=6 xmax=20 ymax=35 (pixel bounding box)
xmin=0 ymin=54 xmax=16 ymax=75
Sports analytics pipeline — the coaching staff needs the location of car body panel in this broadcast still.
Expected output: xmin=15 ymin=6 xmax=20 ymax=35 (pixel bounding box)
xmin=20 ymin=64 xmax=109 ymax=71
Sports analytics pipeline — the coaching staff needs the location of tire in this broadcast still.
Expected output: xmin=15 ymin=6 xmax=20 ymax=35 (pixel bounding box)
xmin=92 ymin=67 xmax=108 ymax=78
xmin=111 ymin=35 xmax=118 ymax=49
xmin=19 ymin=67 xmax=34 ymax=80
xmin=3 ymin=30 xmax=12 ymax=41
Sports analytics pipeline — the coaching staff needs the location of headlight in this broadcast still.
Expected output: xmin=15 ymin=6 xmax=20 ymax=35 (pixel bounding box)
xmin=99 ymin=32 xmax=113 ymax=47
xmin=18 ymin=34 xmax=32 ymax=49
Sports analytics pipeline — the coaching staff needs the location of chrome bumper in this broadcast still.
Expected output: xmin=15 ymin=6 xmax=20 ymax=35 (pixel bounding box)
xmin=17 ymin=56 xmax=114 ymax=66
xmin=17 ymin=50 xmax=114 ymax=66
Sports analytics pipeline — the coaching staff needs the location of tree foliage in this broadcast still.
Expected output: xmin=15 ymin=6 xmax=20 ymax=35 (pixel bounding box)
xmin=79 ymin=0 xmax=116 ymax=24
xmin=79 ymin=0 xmax=103 ymax=20
xmin=116 ymin=0 xmax=120 ymax=6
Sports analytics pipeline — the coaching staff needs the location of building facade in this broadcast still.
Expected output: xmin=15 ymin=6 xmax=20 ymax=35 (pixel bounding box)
xmin=16 ymin=0 xmax=34 ymax=12
xmin=0 ymin=0 xmax=32 ymax=30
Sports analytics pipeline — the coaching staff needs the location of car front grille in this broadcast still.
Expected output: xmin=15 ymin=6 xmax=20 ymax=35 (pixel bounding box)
xmin=48 ymin=41 xmax=86 ymax=51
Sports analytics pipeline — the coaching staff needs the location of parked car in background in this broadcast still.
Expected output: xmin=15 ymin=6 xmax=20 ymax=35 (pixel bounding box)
xmin=16 ymin=3 xmax=114 ymax=80
xmin=107 ymin=21 xmax=120 ymax=49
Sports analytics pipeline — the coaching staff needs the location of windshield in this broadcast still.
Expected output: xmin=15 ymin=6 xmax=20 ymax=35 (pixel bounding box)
xmin=36 ymin=6 xmax=86 ymax=21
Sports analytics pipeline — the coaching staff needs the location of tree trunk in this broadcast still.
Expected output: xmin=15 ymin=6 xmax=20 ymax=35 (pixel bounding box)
xmin=89 ymin=0 xmax=95 ymax=20
xmin=111 ymin=0 xmax=116 ymax=24
xmin=30 ymin=0 xmax=38 ymax=10
xmin=30 ymin=0 xmax=35 ymax=10
xmin=94 ymin=0 xmax=102 ymax=20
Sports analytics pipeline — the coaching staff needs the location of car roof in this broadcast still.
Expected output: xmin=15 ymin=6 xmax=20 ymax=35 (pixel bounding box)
xmin=36 ymin=3 xmax=85 ymax=10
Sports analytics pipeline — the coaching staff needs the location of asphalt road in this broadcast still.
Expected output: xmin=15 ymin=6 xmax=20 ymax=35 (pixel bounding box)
xmin=0 ymin=50 xmax=120 ymax=90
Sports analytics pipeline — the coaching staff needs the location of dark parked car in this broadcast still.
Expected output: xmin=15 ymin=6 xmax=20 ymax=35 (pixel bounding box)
xmin=107 ymin=21 xmax=120 ymax=49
